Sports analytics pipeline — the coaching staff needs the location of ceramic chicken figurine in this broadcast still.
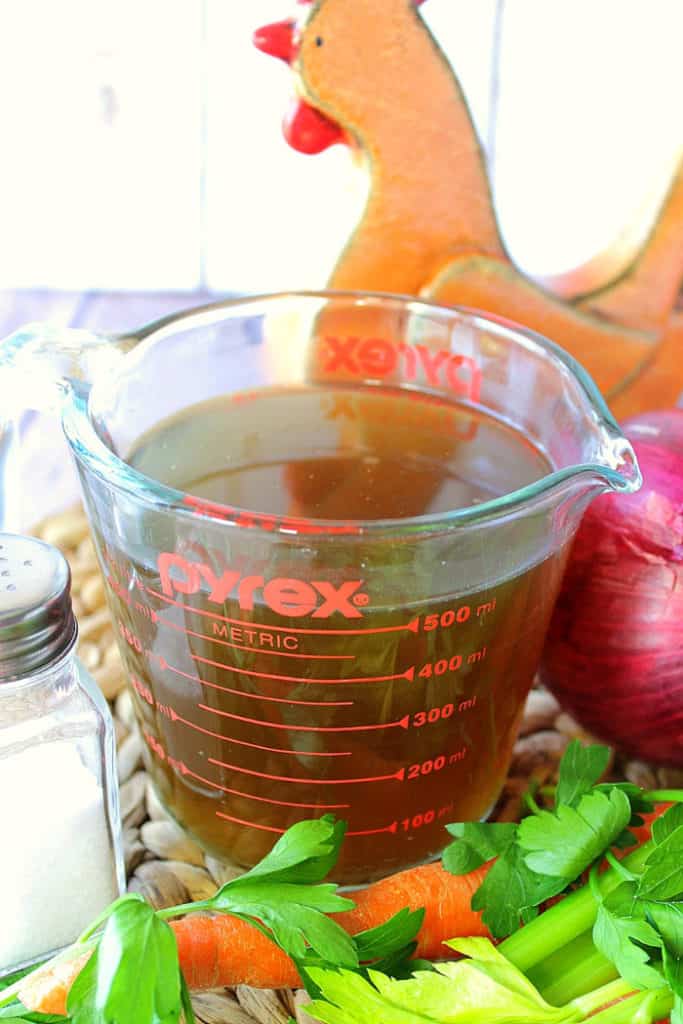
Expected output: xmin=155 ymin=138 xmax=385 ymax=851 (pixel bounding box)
xmin=254 ymin=0 xmax=683 ymax=417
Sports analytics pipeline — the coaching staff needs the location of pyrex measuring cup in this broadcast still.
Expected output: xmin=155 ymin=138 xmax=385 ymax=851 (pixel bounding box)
xmin=0 ymin=292 xmax=640 ymax=884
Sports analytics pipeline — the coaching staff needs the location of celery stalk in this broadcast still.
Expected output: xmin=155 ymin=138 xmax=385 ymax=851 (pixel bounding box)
xmin=500 ymin=841 xmax=653 ymax=973
xmin=529 ymin=929 xmax=617 ymax=1005
xmin=587 ymin=987 xmax=673 ymax=1023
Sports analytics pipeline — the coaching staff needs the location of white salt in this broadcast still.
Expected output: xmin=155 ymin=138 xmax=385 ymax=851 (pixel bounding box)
xmin=0 ymin=741 xmax=118 ymax=971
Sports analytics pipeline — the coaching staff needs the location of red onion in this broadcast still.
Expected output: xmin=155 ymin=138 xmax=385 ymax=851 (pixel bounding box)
xmin=539 ymin=409 xmax=683 ymax=766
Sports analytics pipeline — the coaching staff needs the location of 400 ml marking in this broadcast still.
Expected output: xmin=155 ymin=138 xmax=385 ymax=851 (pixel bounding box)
xmin=417 ymin=648 xmax=487 ymax=678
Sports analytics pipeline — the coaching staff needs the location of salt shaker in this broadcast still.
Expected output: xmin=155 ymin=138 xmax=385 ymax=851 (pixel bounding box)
xmin=0 ymin=533 xmax=124 ymax=975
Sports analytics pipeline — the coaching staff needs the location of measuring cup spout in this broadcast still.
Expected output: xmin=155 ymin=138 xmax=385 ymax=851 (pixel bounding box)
xmin=596 ymin=421 xmax=642 ymax=495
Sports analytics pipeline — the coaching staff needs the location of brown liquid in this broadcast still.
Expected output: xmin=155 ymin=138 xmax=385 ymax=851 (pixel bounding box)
xmin=99 ymin=386 xmax=568 ymax=883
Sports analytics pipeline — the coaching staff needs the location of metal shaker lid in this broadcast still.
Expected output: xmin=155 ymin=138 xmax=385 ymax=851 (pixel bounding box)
xmin=0 ymin=533 xmax=77 ymax=681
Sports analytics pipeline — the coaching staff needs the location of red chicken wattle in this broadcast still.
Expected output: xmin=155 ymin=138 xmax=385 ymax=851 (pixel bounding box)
xmin=253 ymin=16 xmax=346 ymax=153
xmin=283 ymin=98 xmax=345 ymax=154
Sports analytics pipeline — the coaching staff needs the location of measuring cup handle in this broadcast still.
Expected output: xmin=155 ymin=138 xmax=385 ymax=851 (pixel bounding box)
xmin=0 ymin=323 xmax=133 ymax=416
xmin=0 ymin=323 xmax=132 ymax=530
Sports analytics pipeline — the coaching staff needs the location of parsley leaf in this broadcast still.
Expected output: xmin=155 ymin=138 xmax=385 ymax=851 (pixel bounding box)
xmin=639 ymin=825 xmax=683 ymax=901
xmin=67 ymin=898 xmax=180 ymax=1024
xmin=442 ymin=822 xmax=517 ymax=875
xmin=204 ymin=816 xmax=357 ymax=966
xmin=592 ymin=882 xmax=665 ymax=991
xmin=471 ymin=842 xmax=568 ymax=938
xmin=179 ymin=975 xmax=195 ymax=1024
xmin=652 ymin=805 xmax=683 ymax=847
xmin=518 ymin=788 xmax=632 ymax=878
xmin=232 ymin=815 xmax=347 ymax=885
xmin=664 ymin=946 xmax=683 ymax=997
xmin=353 ymin=909 xmax=424 ymax=962
xmin=645 ymin=901 xmax=683 ymax=957
xmin=0 ymin=1009 xmax=67 ymax=1024
xmin=556 ymin=741 xmax=611 ymax=809
xmin=596 ymin=781 xmax=655 ymax=818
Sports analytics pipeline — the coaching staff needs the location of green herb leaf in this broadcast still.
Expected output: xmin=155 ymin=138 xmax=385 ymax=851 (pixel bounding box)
xmin=471 ymin=843 xmax=568 ymax=938
xmin=67 ymin=899 xmax=181 ymax=1024
xmin=442 ymin=822 xmax=517 ymax=875
xmin=673 ymin=993 xmax=683 ymax=1024
xmin=556 ymin=741 xmax=611 ymax=809
xmin=639 ymin=825 xmax=683 ymax=901
xmin=663 ymin=946 xmax=683 ymax=998
xmin=652 ymin=805 xmax=683 ymax=847
xmin=179 ymin=974 xmax=195 ymax=1024
xmin=592 ymin=882 xmax=665 ymax=992
xmin=0 ymin=1009 xmax=67 ymax=1024
xmin=233 ymin=815 xmax=346 ymax=885
xmin=305 ymin=939 xmax=573 ymax=1023
xmin=209 ymin=880 xmax=356 ymax=967
xmin=352 ymin=909 xmax=424 ymax=962
xmin=644 ymin=901 xmax=683 ymax=957
xmin=204 ymin=816 xmax=357 ymax=967
xmin=518 ymin=788 xmax=632 ymax=878
xmin=595 ymin=782 xmax=655 ymax=818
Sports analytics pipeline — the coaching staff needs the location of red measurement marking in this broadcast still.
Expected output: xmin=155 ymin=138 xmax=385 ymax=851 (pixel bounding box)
xmin=164 ymin=660 xmax=354 ymax=708
xmin=193 ymin=652 xmax=415 ymax=685
xmin=198 ymin=703 xmax=410 ymax=734
xmin=145 ymin=586 xmax=419 ymax=636
xmin=170 ymin=709 xmax=352 ymax=758
xmin=209 ymin=757 xmax=406 ymax=785
xmin=217 ymin=811 xmax=285 ymax=834
xmin=182 ymin=763 xmax=348 ymax=810
xmin=155 ymin=613 xmax=354 ymax=660
xmin=347 ymin=821 xmax=399 ymax=837
xmin=214 ymin=812 xmax=401 ymax=837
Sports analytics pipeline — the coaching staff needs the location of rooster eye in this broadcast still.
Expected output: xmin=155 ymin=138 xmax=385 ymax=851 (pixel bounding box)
xmin=315 ymin=36 xmax=324 ymax=46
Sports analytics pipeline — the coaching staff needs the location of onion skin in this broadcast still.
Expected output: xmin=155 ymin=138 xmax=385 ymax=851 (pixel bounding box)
xmin=539 ymin=409 xmax=683 ymax=766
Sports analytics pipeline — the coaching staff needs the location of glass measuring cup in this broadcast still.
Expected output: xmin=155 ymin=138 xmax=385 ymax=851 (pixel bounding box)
xmin=0 ymin=292 xmax=640 ymax=885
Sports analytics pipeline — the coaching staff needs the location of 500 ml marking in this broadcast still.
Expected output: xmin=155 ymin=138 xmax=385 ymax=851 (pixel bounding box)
xmin=421 ymin=598 xmax=496 ymax=632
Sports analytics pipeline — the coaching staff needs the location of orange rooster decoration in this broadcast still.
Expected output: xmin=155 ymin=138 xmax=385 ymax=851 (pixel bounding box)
xmin=254 ymin=0 xmax=683 ymax=418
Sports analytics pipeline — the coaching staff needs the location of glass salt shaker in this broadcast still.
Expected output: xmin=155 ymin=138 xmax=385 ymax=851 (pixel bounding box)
xmin=0 ymin=533 xmax=124 ymax=976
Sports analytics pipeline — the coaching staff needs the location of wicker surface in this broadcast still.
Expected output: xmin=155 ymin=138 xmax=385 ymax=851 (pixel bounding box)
xmin=34 ymin=507 xmax=683 ymax=1024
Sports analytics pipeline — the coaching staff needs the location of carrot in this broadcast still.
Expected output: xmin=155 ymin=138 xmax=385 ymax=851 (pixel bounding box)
xmin=335 ymin=860 xmax=490 ymax=961
xmin=19 ymin=861 xmax=490 ymax=1015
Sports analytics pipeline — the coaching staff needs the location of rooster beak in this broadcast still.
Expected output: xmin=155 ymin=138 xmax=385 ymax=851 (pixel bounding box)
xmin=253 ymin=19 xmax=297 ymax=63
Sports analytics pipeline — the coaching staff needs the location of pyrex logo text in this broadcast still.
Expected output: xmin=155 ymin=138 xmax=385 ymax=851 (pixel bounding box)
xmin=158 ymin=553 xmax=366 ymax=619
xmin=322 ymin=336 xmax=481 ymax=401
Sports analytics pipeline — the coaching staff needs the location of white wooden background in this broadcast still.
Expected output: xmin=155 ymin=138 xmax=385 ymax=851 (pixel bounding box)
xmin=0 ymin=0 xmax=681 ymax=294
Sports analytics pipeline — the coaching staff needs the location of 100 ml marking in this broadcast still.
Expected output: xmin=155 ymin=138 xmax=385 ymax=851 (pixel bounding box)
xmin=401 ymin=802 xmax=454 ymax=832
